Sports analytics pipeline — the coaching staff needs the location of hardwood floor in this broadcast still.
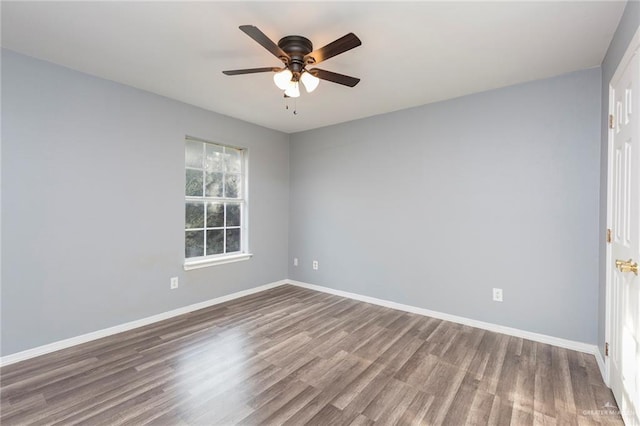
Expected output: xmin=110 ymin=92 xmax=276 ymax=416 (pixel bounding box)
xmin=0 ymin=285 xmax=623 ymax=425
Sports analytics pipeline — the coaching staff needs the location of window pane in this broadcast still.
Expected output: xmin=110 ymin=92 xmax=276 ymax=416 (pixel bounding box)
xmin=206 ymin=229 xmax=224 ymax=255
xmin=207 ymin=203 xmax=224 ymax=228
xmin=226 ymin=203 xmax=241 ymax=227
xmin=205 ymin=172 xmax=223 ymax=197
xmin=226 ymin=229 xmax=241 ymax=253
xmin=224 ymin=148 xmax=242 ymax=173
xmin=205 ymin=144 xmax=224 ymax=172
xmin=225 ymin=174 xmax=241 ymax=198
xmin=185 ymin=202 xmax=204 ymax=229
xmin=186 ymin=169 xmax=203 ymax=196
xmin=185 ymin=141 xmax=203 ymax=169
xmin=185 ymin=230 xmax=204 ymax=258
xmin=185 ymin=139 xmax=247 ymax=262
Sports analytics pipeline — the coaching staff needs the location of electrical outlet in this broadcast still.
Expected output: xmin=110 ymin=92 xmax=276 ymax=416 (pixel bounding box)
xmin=492 ymin=288 xmax=503 ymax=302
xmin=170 ymin=277 xmax=179 ymax=290
xmin=312 ymin=260 xmax=319 ymax=270
xmin=294 ymin=257 xmax=298 ymax=266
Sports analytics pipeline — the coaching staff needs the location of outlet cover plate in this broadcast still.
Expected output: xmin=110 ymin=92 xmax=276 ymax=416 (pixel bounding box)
xmin=492 ymin=288 xmax=503 ymax=302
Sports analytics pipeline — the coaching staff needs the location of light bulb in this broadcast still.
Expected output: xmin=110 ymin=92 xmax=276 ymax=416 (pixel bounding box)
xmin=284 ymin=81 xmax=300 ymax=98
xmin=300 ymin=71 xmax=320 ymax=93
xmin=273 ymin=69 xmax=293 ymax=90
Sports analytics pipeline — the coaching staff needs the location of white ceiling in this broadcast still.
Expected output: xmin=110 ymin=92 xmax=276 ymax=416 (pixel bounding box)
xmin=1 ymin=1 xmax=626 ymax=134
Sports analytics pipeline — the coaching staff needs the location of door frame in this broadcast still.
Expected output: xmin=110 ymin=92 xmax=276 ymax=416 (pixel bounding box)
xmin=605 ymin=24 xmax=640 ymax=388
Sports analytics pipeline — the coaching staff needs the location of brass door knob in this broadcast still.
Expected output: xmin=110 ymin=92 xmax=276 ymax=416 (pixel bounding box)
xmin=615 ymin=259 xmax=638 ymax=275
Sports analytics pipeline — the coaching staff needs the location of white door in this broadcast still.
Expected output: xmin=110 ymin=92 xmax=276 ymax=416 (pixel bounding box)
xmin=608 ymin=28 xmax=640 ymax=426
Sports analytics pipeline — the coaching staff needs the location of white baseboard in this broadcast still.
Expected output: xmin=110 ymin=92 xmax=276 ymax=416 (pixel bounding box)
xmin=1 ymin=278 xmax=603 ymax=379
xmin=0 ymin=279 xmax=288 ymax=367
xmin=287 ymin=280 xmax=600 ymax=357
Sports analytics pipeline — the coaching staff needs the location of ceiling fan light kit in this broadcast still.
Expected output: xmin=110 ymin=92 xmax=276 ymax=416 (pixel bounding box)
xmin=300 ymin=71 xmax=320 ymax=93
xmin=284 ymin=81 xmax=300 ymax=98
xmin=273 ymin=69 xmax=293 ymax=90
xmin=223 ymin=25 xmax=361 ymax=100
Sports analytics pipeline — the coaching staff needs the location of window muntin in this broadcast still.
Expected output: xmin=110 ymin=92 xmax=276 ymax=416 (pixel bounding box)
xmin=185 ymin=138 xmax=246 ymax=261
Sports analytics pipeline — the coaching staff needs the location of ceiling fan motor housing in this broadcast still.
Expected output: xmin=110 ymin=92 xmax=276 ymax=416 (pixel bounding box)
xmin=278 ymin=35 xmax=313 ymax=77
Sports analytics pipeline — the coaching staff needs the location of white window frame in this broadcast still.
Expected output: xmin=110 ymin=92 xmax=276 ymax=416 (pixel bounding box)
xmin=183 ymin=136 xmax=251 ymax=270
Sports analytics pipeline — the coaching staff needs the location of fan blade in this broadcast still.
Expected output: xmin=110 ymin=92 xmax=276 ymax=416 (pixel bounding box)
xmin=223 ymin=67 xmax=282 ymax=76
xmin=309 ymin=68 xmax=360 ymax=87
xmin=305 ymin=33 xmax=361 ymax=65
xmin=239 ymin=25 xmax=289 ymax=62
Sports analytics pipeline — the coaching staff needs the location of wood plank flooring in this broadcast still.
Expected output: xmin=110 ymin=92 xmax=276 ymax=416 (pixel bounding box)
xmin=0 ymin=285 xmax=624 ymax=425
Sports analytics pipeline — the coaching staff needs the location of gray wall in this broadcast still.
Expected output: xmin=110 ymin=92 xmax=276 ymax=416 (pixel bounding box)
xmin=0 ymin=37 xmax=616 ymax=357
xmin=598 ymin=1 xmax=640 ymax=358
xmin=1 ymin=50 xmax=290 ymax=356
xmin=289 ymin=68 xmax=602 ymax=344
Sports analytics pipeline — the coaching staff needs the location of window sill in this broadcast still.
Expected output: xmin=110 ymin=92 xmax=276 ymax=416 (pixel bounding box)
xmin=184 ymin=253 xmax=253 ymax=271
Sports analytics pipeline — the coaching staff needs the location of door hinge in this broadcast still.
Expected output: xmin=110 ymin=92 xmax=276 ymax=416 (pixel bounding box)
xmin=607 ymin=228 xmax=612 ymax=243
xmin=609 ymin=114 xmax=615 ymax=129
xmin=605 ymin=342 xmax=609 ymax=357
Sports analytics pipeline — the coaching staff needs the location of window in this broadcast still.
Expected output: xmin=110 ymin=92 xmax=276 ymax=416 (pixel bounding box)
xmin=184 ymin=137 xmax=250 ymax=270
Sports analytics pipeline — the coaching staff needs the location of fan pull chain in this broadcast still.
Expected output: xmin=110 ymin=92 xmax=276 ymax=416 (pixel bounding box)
xmin=283 ymin=94 xmax=298 ymax=116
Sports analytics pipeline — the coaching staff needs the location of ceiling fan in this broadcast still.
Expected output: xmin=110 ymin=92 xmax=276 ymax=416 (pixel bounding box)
xmin=223 ymin=25 xmax=362 ymax=98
